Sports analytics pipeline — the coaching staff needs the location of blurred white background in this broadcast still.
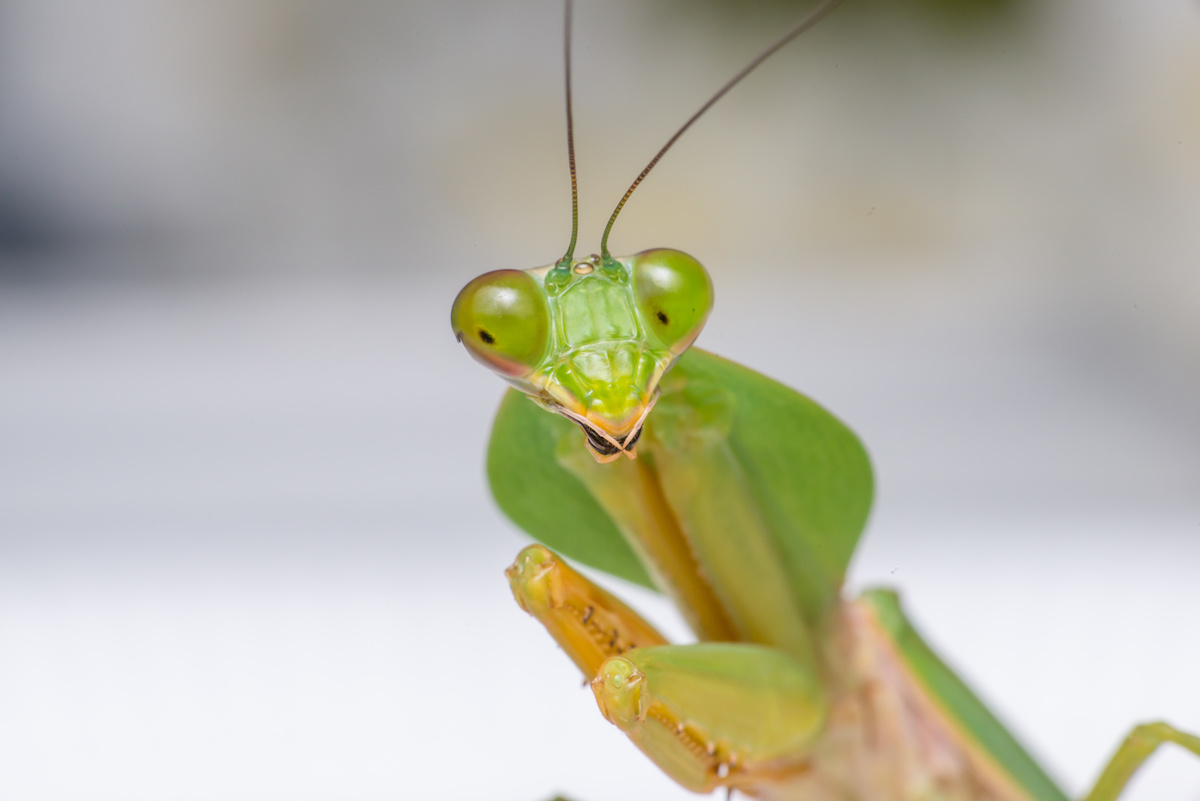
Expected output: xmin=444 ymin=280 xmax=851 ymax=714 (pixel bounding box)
xmin=1 ymin=1 xmax=1198 ymax=799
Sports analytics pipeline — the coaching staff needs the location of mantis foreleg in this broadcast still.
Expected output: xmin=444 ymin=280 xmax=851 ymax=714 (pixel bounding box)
xmin=507 ymin=544 xmax=827 ymax=796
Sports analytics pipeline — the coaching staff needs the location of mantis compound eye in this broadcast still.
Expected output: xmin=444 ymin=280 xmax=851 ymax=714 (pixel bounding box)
xmin=451 ymin=269 xmax=551 ymax=378
xmin=629 ymin=249 xmax=714 ymax=356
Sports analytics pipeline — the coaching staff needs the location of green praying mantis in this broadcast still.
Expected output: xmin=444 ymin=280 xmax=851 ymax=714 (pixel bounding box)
xmin=450 ymin=1 xmax=1200 ymax=798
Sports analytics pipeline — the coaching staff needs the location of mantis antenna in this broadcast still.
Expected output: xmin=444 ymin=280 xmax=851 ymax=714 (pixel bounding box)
xmin=598 ymin=0 xmax=847 ymax=260
xmin=557 ymin=0 xmax=579 ymax=268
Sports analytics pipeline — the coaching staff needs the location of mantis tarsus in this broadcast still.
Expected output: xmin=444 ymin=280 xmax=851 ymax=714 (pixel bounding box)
xmin=451 ymin=1 xmax=1200 ymax=798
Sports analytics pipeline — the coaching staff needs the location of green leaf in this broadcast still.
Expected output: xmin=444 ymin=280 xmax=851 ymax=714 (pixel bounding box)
xmin=486 ymin=348 xmax=873 ymax=610
xmin=671 ymin=349 xmax=873 ymax=622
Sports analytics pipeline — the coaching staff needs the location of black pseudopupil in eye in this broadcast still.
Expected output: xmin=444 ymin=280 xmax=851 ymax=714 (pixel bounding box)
xmin=656 ymin=310 xmax=669 ymax=325
xmin=478 ymin=329 xmax=495 ymax=344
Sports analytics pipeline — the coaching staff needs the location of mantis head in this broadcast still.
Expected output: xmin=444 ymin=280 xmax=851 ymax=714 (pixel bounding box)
xmin=452 ymin=0 xmax=839 ymax=461
xmin=451 ymin=248 xmax=712 ymax=462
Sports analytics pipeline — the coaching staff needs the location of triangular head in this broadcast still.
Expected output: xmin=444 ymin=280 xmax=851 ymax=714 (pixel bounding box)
xmin=452 ymin=249 xmax=711 ymax=462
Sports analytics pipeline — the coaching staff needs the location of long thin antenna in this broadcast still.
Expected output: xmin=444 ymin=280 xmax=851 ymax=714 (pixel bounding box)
xmin=558 ymin=0 xmax=579 ymax=267
xmin=599 ymin=0 xmax=846 ymax=259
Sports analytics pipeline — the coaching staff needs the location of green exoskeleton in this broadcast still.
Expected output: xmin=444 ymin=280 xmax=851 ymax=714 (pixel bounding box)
xmin=450 ymin=1 xmax=1200 ymax=798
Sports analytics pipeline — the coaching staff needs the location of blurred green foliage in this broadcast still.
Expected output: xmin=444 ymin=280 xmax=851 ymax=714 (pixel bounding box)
xmin=656 ymin=0 xmax=1026 ymax=36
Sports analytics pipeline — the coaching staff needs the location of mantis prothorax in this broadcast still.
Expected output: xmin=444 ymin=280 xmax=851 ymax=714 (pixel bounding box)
xmin=450 ymin=1 xmax=1200 ymax=798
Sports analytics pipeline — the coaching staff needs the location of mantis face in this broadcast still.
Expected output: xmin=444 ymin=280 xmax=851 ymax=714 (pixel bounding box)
xmin=452 ymin=248 xmax=712 ymax=462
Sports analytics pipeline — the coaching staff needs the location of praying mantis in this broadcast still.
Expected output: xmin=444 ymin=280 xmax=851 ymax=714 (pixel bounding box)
xmin=450 ymin=1 xmax=1200 ymax=798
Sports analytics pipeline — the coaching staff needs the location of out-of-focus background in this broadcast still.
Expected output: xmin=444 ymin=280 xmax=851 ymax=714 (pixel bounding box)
xmin=2 ymin=0 xmax=1198 ymax=799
